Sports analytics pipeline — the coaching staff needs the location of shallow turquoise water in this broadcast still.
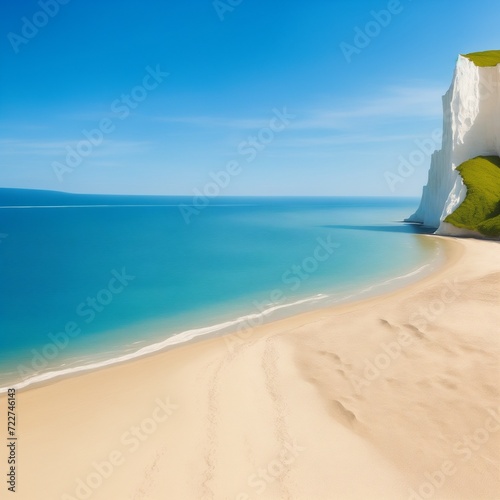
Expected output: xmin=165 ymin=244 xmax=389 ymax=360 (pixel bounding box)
xmin=0 ymin=193 xmax=436 ymax=388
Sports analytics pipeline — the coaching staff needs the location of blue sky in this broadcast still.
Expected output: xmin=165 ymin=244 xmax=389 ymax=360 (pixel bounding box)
xmin=0 ymin=0 xmax=498 ymax=196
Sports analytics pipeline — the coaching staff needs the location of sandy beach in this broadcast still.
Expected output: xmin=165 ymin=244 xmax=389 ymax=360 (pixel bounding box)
xmin=1 ymin=236 xmax=499 ymax=500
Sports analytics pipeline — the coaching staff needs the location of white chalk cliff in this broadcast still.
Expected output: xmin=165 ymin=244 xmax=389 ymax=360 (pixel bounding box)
xmin=408 ymin=54 xmax=500 ymax=235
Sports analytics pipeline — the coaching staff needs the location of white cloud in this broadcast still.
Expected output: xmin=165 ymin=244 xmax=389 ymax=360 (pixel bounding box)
xmin=278 ymin=133 xmax=421 ymax=148
xmin=293 ymin=85 xmax=443 ymax=130
xmin=153 ymin=84 xmax=443 ymax=133
xmin=154 ymin=115 xmax=269 ymax=129
xmin=0 ymin=139 xmax=151 ymax=159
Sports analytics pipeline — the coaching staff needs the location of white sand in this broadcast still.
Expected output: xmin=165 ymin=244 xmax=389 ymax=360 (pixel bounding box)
xmin=1 ymin=237 xmax=498 ymax=500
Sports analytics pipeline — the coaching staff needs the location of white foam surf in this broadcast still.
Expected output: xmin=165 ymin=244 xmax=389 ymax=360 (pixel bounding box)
xmin=0 ymin=294 xmax=329 ymax=393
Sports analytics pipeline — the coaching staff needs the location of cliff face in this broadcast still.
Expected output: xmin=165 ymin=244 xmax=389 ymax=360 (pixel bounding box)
xmin=408 ymin=53 xmax=500 ymax=235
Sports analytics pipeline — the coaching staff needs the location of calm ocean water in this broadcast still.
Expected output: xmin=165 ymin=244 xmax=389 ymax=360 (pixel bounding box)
xmin=0 ymin=191 xmax=439 ymax=389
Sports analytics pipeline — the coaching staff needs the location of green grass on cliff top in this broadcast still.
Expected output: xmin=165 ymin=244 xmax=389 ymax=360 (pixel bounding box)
xmin=445 ymin=156 xmax=500 ymax=238
xmin=463 ymin=50 xmax=500 ymax=67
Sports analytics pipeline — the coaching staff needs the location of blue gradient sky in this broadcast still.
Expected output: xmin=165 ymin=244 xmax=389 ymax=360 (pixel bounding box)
xmin=0 ymin=0 xmax=498 ymax=196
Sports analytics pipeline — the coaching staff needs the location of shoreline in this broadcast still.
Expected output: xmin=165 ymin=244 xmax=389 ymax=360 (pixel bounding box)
xmin=0 ymin=233 xmax=445 ymax=394
xmin=1 ymin=236 xmax=498 ymax=499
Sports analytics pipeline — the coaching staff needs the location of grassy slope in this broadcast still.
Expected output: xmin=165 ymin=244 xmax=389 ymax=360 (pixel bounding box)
xmin=463 ymin=50 xmax=500 ymax=67
xmin=445 ymin=156 xmax=500 ymax=238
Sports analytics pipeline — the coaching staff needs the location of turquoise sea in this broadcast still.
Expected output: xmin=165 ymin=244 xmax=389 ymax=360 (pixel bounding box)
xmin=0 ymin=190 xmax=440 ymax=390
